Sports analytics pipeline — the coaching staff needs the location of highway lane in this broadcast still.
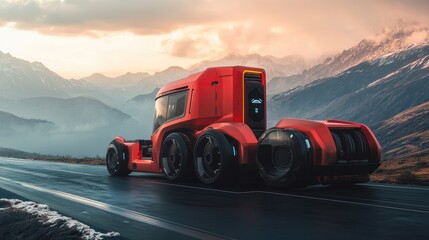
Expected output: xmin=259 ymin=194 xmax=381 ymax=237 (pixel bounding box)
xmin=0 ymin=157 xmax=428 ymax=240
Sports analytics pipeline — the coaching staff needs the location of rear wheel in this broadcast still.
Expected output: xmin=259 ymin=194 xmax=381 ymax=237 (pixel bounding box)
xmin=106 ymin=140 xmax=131 ymax=176
xmin=194 ymin=130 xmax=237 ymax=185
xmin=256 ymin=128 xmax=311 ymax=188
xmin=160 ymin=133 xmax=192 ymax=181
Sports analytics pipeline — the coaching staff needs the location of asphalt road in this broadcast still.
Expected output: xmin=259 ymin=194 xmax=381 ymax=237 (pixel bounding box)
xmin=0 ymin=157 xmax=428 ymax=240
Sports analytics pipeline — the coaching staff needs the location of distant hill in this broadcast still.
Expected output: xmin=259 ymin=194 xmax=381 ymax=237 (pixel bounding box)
xmin=0 ymin=111 xmax=54 ymax=136
xmin=118 ymin=88 xmax=159 ymax=124
xmin=0 ymin=96 xmax=130 ymax=130
xmin=0 ymin=147 xmax=54 ymax=159
xmin=127 ymin=88 xmax=159 ymax=103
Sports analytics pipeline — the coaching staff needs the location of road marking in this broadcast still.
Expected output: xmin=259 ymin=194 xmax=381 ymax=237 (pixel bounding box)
xmin=0 ymin=166 xmax=53 ymax=178
xmin=68 ymin=179 xmax=104 ymax=188
xmin=0 ymin=177 xmax=234 ymax=240
xmin=313 ymin=193 xmax=429 ymax=210
xmin=145 ymin=180 xmax=257 ymax=194
xmin=361 ymin=183 xmax=429 ymax=191
xmin=0 ymin=163 xmax=98 ymax=177
xmin=43 ymin=168 xmax=96 ymax=176
xmin=146 ymin=180 xmax=429 ymax=214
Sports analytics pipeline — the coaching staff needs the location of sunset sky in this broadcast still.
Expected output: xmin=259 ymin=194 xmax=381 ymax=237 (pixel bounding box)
xmin=1 ymin=0 xmax=429 ymax=79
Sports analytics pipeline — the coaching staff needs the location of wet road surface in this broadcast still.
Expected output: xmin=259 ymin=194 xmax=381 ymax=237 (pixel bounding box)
xmin=0 ymin=157 xmax=428 ymax=240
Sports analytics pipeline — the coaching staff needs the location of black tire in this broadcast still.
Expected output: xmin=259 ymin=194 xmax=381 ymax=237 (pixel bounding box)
xmin=106 ymin=140 xmax=131 ymax=176
xmin=160 ymin=132 xmax=193 ymax=181
xmin=256 ymin=128 xmax=311 ymax=188
xmin=194 ymin=130 xmax=237 ymax=185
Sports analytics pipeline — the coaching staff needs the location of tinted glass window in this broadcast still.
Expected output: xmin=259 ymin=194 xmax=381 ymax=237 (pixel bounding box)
xmin=167 ymin=91 xmax=188 ymax=121
xmin=153 ymin=95 xmax=168 ymax=132
xmin=153 ymin=91 xmax=188 ymax=132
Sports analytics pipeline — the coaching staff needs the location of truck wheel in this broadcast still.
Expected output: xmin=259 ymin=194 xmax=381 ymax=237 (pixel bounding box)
xmin=194 ymin=130 xmax=235 ymax=185
xmin=160 ymin=133 xmax=192 ymax=181
xmin=106 ymin=140 xmax=131 ymax=176
xmin=257 ymin=128 xmax=311 ymax=188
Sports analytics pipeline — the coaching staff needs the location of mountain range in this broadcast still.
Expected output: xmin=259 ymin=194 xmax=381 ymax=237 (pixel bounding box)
xmin=268 ymin=28 xmax=429 ymax=158
xmin=0 ymin=25 xmax=428 ymax=158
xmin=268 ymin=26 xmax=429 ymax=95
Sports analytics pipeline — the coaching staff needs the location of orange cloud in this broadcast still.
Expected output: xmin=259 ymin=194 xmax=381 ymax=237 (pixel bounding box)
xmin=1 ymin=0 xmax=429 ymax=59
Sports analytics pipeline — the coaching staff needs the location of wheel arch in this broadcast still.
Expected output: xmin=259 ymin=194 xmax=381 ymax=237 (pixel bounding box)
xmin=201 ymin=122 xmax=258 ymax=165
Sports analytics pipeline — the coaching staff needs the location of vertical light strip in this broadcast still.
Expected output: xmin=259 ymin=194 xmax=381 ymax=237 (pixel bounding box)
xmin=242 ymin=70 xmax=263 ymax=123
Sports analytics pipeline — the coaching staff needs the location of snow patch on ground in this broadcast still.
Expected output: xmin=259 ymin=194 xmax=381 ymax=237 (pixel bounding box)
xmin=0 ymin=198 xmax=119 ymax=240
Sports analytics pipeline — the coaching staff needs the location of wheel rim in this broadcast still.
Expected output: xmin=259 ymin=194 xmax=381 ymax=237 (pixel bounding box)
xmin=196 ymin=136 xmax=222 ymax=182
xmin=107 ymin=148 xmax=118 ymax=169
xmin=273 ymin=146 xmax=293 ymax=171
xmin=257 ymin=129 xmax=297 ymax=177
xmin=162 ymin=139 xmax=183 ymax=178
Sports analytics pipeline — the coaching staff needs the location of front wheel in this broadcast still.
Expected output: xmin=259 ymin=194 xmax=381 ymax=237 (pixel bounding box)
xmin=194 ymin=130 xmax=237 ymax=185
xmin=106 ymin=140 xmax=131 ymax=176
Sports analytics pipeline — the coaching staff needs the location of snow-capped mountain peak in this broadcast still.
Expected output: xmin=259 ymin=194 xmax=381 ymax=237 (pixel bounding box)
xmin=268 ymin=25 xmax=429 ymax=95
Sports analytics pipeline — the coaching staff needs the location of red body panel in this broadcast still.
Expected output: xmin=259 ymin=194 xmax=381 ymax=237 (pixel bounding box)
xmin=275 ymin=118 xmax=382 ymax=167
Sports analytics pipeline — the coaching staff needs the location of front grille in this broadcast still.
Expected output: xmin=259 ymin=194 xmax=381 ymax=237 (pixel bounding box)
xmin=330 ymin=129 xmax=370 ymax=163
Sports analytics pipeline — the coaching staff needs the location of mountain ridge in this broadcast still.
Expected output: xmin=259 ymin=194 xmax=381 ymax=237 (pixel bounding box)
xmin=268 ymin=25 xmax=429 ymax=95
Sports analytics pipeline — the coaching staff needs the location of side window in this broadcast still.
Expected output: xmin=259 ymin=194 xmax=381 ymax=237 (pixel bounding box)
xmin=153 ymin=90 xmax=188 ymax=132
xmin=167 ymin=91 xmax=188 ymax=121
xmin=153 ymin=96 xmax=168 ymax=132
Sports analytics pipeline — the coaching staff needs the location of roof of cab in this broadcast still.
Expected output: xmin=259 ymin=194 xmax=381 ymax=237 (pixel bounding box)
xmin=155 ymin=66 xmax=264 ymax=98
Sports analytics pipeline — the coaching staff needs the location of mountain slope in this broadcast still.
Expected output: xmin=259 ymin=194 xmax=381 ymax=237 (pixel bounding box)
xmin=269 ymin=44 xmax=429 ymax=122
xmin=0 ymin=52 xmax=74 ymax=99
xmin=375 ymin=102 xmax=429 ymax=158
xmin=268 ymin=26 xmax=429 ymax=95
xmin=0 ymin=111 xmax=54 ymax=136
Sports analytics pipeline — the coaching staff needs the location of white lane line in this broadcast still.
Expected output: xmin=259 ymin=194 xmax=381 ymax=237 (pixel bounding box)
xmin=0 ymin=163 xmax=97 ymax=177
xmin=0 ymin=166 xmax=53 ymax=178
xmin=361 ymin=183 xmax=429 ymax=191
xmin=313 ymin=193 xmax=429 ymax=210
xmin=145 ymin=180 xmax=256 ymax=194
xmin=146 ymin=181 xmax=429 ymax=215
xmin=0 ymin=177 xmax=234 ymax=240
xmin=42 ymin=168 xmax=96 ymax=176
xmin=68 ymin=179 xmax=104 ymax=188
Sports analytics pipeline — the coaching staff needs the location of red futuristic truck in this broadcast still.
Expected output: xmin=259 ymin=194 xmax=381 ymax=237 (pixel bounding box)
xmin=106 ymin=66 xmax=381 ymax=187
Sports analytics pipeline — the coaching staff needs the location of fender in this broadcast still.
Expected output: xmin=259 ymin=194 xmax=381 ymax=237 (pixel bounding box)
xmin=275 ymin=118 xmax=381 ymax=166
xmin=201 ymin=122 xmax=258 ymax=165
